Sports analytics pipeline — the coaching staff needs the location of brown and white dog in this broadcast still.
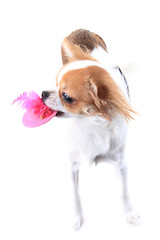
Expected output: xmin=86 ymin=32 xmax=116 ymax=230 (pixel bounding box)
xmin=42 ymin=29 xmax=140 ymax=230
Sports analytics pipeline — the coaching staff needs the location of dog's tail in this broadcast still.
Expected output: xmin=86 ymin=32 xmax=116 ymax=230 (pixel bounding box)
xmin=120 ymin=62 xmax=140 ymax=80
xmin=61 ymin=29 xmax=107 ymax=65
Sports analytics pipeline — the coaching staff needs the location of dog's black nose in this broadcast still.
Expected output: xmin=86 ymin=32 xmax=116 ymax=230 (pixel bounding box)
xmin=42 ymin=91 xmax=50 ymax=100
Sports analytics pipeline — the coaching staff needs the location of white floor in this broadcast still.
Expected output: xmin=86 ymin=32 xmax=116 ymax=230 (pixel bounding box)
xmin=1 ymin=0 xmax=160 ymax=239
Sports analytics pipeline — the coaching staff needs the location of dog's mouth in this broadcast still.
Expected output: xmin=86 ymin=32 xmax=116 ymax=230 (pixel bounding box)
xmin=41 ymin=93 xmax=65 ymax=118
xmin=41 ymin=98 xmax=64 ymax=117
xmin=55 ymin=111 xmax=64 ymax=117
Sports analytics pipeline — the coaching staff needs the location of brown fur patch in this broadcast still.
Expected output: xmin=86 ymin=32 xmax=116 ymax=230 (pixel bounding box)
xmin=59 ymin=67 xmax=98 ymax=115
xmin=58 ymin=66 xmax=136 ymax=121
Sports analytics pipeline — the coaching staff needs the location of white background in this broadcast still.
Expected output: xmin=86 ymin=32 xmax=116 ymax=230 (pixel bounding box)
xmin=1 ymin=0 xmax=160 ymax=239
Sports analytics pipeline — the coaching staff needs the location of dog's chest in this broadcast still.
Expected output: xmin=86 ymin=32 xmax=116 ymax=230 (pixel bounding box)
xmin=68 ymin=116 xmax=127 ymax=164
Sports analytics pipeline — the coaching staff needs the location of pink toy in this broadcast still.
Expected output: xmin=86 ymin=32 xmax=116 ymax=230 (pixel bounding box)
xmin=13 ymin=91 xmax=57 ymax=127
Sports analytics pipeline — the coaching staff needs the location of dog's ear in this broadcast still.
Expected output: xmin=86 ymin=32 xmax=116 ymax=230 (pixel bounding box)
xmin=89 ymin=70 xmax=136 ymax=121
xmin=89 ymin=76 xmax=112 ymax=121
xmin=61 ymin=38 xmax=93 ymax=65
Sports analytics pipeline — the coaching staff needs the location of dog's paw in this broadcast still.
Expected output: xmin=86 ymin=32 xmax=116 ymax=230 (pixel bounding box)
xmin=73 ymin=216 xmax=84 ymax=231
xmin=126 ymin=210 xmax=141 ymax=225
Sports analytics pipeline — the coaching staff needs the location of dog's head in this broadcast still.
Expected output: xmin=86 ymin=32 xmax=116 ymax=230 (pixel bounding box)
xmin=42 ymin=39 xmax=135 ymax=121
xmin=42 ymin=61 xmax=135 ymax=121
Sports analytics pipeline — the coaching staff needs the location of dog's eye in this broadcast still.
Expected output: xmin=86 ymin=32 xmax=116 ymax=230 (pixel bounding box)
xmin=62 ymin=92 xmax=74 ymax=104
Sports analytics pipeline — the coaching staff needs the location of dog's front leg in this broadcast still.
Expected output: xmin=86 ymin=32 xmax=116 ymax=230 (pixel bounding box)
xmin=71 ymin=162 xmax=84 ymax=230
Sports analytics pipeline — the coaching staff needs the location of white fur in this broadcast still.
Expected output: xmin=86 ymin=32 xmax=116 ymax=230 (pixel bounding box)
xmin=67 ymin=114 xmax=128 ymax=167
